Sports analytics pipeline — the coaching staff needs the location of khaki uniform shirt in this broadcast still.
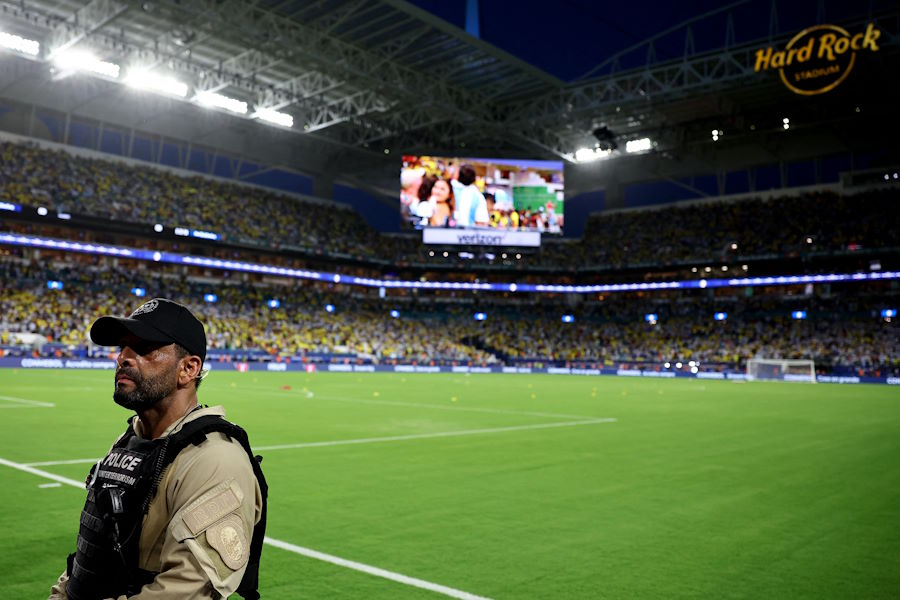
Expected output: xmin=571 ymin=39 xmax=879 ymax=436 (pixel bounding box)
xmin=49 ymin=406 xmax=263 ymax=599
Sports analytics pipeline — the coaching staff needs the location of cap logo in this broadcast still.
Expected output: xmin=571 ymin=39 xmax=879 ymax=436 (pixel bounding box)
xmin=131 ymin=299 xmax=159 ymax=317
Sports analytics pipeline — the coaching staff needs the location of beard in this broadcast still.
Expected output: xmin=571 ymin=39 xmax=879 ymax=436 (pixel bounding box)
xmin=113 ymin=364 xmax=178 ymax=411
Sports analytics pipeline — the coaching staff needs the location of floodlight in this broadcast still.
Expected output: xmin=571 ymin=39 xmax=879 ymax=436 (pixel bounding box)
xmin=625 ymin=138 xmax=652 ymax=153
xmin=390 ymin=310 xmax=400 ymax=318
xmin=195 ymin=91 xmax=248 ymax=114
xmin=474 ymin=312 xmax=487 ymax=321
xmin=267 ymin=299 xmax=280 ymax=308
xmin=52 ymin=50 xmax=120 ymax=78
xmin=792 ymin=310 xmax=807 ymax=320
xmin=132 ymin=287 xmax=146 ymax=297
xmin=125 ymin=70 xmax=189 ymax=97
xmin=561 ymin=315 xmax=574 ymax=323
xmin=204 ymin=294 xmax=218 ymax=303
xmin=574 ymin=147 xmax=610 ymax=162
xmin=47 ymin=280 xmax=64 ymax=290
xmin=0 ymin=31 xmax=40 ymax=56
xmin=256 ymin=107 xmax=293 ymax=128
xmin=714 ymin=312 xmax=727 ymax=321
xmin=153 ymin=224 xmax=164 ymax=233
xmin=325 ymin=304 xmax=335 ymax=313
xmin=645 ymin=313 xmax=658 ymax=323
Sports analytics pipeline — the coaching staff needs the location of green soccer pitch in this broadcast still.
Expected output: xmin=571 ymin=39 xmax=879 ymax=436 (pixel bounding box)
xmin=1 ymin=369 xmax=898 ymax=599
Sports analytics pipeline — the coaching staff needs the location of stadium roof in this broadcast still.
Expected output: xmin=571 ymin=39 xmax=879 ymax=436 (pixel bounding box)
xmin=0 ymin=0 xmax=898 ymax=197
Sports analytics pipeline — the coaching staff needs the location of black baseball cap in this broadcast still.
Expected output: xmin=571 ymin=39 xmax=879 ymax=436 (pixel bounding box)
xmin=90 ymin=298 xmax=207 ymax=361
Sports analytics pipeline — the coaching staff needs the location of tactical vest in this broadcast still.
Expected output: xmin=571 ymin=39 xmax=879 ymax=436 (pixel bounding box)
xmin=66 ymin=414 xmax=268 ymax=600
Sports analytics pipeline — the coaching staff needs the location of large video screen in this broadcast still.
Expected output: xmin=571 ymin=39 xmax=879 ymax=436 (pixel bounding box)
xmin=401 ymin=155 xmax=564 ymax=234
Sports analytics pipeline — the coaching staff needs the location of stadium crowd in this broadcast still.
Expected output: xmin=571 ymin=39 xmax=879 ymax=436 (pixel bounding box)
xmin=1 ymin=257 xmax=896 ymax=376
xmin=0 ymin=140 xmax=381 ymax=257
xmin=1 ymin=140 xmax=897 ymax=272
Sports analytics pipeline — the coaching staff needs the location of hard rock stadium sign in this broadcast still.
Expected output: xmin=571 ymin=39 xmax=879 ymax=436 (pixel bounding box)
xmin=754 ymin=23 xmax=881 ymax=95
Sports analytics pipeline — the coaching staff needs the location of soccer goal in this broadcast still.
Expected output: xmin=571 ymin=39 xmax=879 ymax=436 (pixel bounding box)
xmin=746 ymin=358 xmax=816 ymax=382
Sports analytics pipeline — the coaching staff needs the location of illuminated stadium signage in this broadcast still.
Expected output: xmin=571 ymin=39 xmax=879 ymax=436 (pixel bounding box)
xmin=2 ymin=232 xmax=899 ymax=295
xmin=0 ymin=201 xmax=21 ymax=212
xmin=754 ymin=23 xmax=881 ymax=95
xmin=423 ymin=228 xmax=541 ymax=247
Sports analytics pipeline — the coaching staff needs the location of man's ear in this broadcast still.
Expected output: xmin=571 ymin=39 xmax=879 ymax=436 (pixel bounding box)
xmin=179 ymin=354 xmax=203 ymax=388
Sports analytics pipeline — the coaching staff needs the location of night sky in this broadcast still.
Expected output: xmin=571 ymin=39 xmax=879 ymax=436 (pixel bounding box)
xmin=410 ymin=0 xmax=895 ymax=81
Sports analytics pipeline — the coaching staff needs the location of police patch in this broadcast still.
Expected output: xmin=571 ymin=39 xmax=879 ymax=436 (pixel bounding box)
xmin=206 ymin=514 xmax=248 ymax=570
xmin=183 ymin=487 xmax=241 ymax=535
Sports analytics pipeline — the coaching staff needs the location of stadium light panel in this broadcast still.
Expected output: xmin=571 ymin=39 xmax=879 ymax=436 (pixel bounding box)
xmin=125 ymin=70 xmax=189 ymax=98
xmin=325 ymin=304 xmax=335 ymax=313
xmin=714 ymin=312 xmax=727 ymax=321
xmin=792 ymin=310 xmax=807 ymax=320
xmin=132 ymin=287 xmax=146 ymax=297
xmin=267 ymin=299 xmax=280 ymax=309
xmin=390 ymin=310 xmax=400 ymax=318
xmin=47 ymin=280 xmax=63 ymax=290
xmin=195 ymin=91 xmax=247 ymax=114
xmin=204 ymin=294 xmax=218 ymax=303
xmin=255 ymin=108 xmax=293 ymax=128
xmin=882 ymin=309 xmax=897 ymax=318
xmin=0 ymin=31 xmax=40 ymax=56
xmin=561 ymin=315 xmax=574 ymax=323
xmin=625 ymin=138 xmax=652 ymax=153
xmin=474 ymin=312 xmax=487 ymax=321
xmin=52 ymin=50 xmax=120 ymax=79
xmin=574 ymin=147 xmax=610 ymax=162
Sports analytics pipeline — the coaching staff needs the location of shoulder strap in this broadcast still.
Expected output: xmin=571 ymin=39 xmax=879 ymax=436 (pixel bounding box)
xmin=151 ymin=414 xmax=268 ymax=600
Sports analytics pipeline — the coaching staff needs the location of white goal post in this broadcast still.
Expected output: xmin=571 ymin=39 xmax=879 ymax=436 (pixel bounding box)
xmin=746 ymin=358 xmax=816 ymax=382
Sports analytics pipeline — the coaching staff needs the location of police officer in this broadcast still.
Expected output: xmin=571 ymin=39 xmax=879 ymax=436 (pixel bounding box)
xmin=49 ymin=298 xmax=267 ymax=599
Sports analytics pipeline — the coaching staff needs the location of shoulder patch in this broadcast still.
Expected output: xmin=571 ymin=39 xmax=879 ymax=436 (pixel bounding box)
xmin=206 ymin=514 xmax=249 ymax=570
xmin=183 ymin=487 xmax=241 ymax=535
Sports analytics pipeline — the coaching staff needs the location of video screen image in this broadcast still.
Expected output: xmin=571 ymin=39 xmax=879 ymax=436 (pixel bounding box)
xmin=401 ymin=155 xmax=565 ymax=234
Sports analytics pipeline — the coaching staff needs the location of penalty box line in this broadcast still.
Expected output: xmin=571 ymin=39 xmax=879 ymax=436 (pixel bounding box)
xmin=23 ymin=418 xmax=618 ymax=466
xmin=0 ymin=456 xmax=492 ymax=600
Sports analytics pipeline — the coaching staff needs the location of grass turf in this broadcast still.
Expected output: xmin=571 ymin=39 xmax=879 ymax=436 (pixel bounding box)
xmin=0 ymin=369 xmax=898 ymax=599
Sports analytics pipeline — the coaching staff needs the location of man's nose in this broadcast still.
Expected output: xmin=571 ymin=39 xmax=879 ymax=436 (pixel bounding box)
xmin=117 ymin=345 xmax=137 ymax=366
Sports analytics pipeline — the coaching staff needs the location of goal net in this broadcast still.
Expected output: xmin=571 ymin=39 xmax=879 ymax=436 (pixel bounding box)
xmin=746 ymin=358 xmax=816 ymax=382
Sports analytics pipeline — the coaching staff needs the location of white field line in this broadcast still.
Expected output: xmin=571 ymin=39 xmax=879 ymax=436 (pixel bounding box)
xmin=0 ymin=394 xmax=55 ymax=408
xmin=263 ymin=536 xmax=491 ymax=600
xmin=253 ymin=389 xmax=598 ymax=421
xmin=24 ymin=418 xmax=618 ymax=465
xmin=0 ymin=456 xmax=492 ymax=600
xmin=254 ymin=418 xmax=617 ymax=451
xmin=39 ymin=482 xmax=62 ymax=488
